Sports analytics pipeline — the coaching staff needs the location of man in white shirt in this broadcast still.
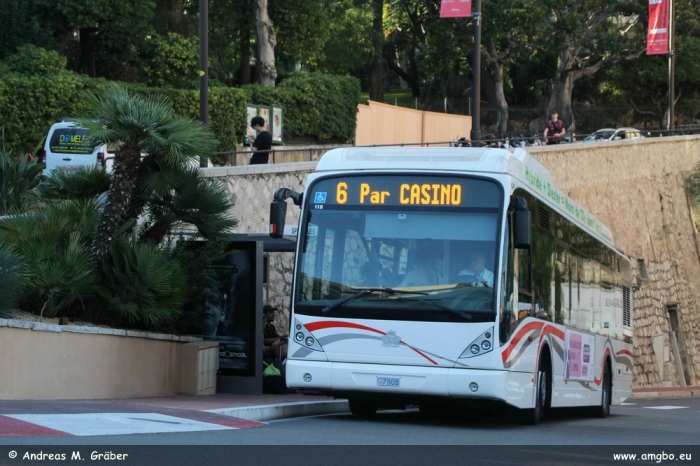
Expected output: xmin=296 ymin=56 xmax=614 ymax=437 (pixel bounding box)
xmin=458 ymin=252 xmax=494 ymax=287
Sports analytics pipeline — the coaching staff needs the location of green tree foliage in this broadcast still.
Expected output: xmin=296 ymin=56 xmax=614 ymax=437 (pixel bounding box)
xmin=76 ymin=84 xmax=218 ymax=264
xmin=98 ymin=233 xmax=187 ymax=326
xmin=0 ymin=199 xmax=99 ymax=318
xmin=539 ymin=0 xmax=645 ymax=130
xmin=0 ymin=244 xmax=21 ymax=316
xmin=0 ymin=0 xmax=44 ymax=59
xmin=5 ymin=44 xmax=67 ymax=75
xmin=270 ymin=0 xmax=330 ymax=69
xmin=315 ymin=0 xmax=373 ymax=88
xmin=31 ymin=0 xmax=154 ymax=78
xmin=244 ymin=73 xmax=361 ymax=141
xmin=141 ymin=33 xmax=201 ymax=88
xmin=0 ymin=144 xmax=43 ymax=215
xmin=0 ymin=49 xmax=102 ymax=152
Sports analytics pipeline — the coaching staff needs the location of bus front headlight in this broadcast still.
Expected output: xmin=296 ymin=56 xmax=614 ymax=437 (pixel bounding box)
xmin=459 ymin=327 xmax=494 ymax=359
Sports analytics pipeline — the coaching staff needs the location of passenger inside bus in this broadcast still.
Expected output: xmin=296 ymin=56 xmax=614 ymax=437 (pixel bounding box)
xmin=398 ymin=246 xmax=444 ymax=287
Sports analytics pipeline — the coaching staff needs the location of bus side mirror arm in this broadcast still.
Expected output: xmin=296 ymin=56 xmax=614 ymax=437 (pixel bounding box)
xmin=270 ymin=187 xmax=303 ymax=238
xmin=510 ymin=196 xmax=531 ymax=249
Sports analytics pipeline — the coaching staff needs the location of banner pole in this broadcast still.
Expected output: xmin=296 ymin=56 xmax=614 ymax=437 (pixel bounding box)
xmin=470 ymin=0 xmax=481 ymax=146
xmin=668 ymin=0 xmax=675 ymax=135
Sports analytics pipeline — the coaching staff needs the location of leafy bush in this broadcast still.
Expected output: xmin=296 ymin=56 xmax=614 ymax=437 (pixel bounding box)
xmin=5 ymin=44 xmax=67 ymax=75
xmin=0 ymin=244 xmax=21 ymax=316
xmin=35 ymin=165 xmax=111 ymax=201
xmin=0 ymin=70 xmax=104 ymax=153
xmin=123 ymin=85 xmax=247 ymax=161
xmin=0 ymin=200 xmax=98 ymax=318
xmin=0 ymin=144 xmax=43 ymax=215
xmin=141 ymin=33 xmax=200 ymax=89
xmin=98 ymin=233 xmax=187 ymax=327
xmin=243 ymin=72 xmax=361 ymax=142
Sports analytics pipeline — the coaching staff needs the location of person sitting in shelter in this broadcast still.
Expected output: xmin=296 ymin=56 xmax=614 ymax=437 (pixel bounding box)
xmin=399 ymin=246 xmax=444 ymax=287
xmin=457 ymin=251 xmax=494 ymax=287
xmin=262 ymin=314 xmax=281 ymax=362
xmin=263 ymin=304 xmax=288 ymax=359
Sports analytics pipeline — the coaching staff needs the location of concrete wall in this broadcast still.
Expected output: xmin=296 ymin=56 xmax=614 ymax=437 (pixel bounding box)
xmin=0 ymin=320 xmax=202 ymax=400
xmin=206 ymin=136 xmax=700 ymax=389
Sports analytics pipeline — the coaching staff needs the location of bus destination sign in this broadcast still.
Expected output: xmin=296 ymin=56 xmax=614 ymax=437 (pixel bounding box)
xmin=309 ymin=176 xmax=500 ymax=208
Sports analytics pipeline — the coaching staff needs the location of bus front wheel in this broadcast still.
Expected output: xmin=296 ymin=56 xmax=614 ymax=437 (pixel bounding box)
xmin=348 ymin=397 xmax=378 ymax=417
xmin=591 ymin=362 xmax=611 ymax=418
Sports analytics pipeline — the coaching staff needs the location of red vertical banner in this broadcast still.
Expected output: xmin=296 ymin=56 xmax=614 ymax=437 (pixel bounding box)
xmin=647 ymin=0 xmax=670 ymax=55
xmin=440 ymin=0 xmax=472 ymax=18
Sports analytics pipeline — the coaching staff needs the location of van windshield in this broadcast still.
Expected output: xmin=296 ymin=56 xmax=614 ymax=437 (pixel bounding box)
xmin=49 ymin=128 xmax=96 ymax=155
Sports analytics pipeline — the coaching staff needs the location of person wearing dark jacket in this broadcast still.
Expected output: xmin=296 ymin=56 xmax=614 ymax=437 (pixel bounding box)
xmin=249 ymin=116 xmax=272 ymax=164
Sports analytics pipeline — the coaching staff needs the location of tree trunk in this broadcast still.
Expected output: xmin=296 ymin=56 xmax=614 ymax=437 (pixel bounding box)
xmin=492 ymin=61 xmax=508 ymax=137
xmin=482 ymin=40 xmax=509 ymax=137
xmin=253 ymin=0 xmax=277 ymax=86
xmin=547 ymin=69 xmax=576 ymax=133
xmin=369 ymin=0 xmax=384 ymax=102
xmin=240 ymin=33 xmax=251 ymax=85
xmin=91 ymin=145 xmax=142 ymax=265
xmin=79 ymin=28 xmax=97 ymax=78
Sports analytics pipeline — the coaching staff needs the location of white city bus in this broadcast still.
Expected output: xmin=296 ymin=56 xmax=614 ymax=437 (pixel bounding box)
xmin=270 ymin=147 xmax=633 ymax=424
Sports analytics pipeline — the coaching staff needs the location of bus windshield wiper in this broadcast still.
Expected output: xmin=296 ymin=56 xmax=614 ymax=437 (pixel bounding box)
xmin=322 ymin=288 xmax=428 ymax=315
xmin=394 ymin=297 xmax=473 ymax=320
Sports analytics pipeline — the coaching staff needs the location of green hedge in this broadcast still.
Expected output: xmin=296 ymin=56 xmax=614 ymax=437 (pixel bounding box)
xmin=128 ymin=85 xmax=247 ymax=158
xmin=243 ymin=73 xmax=360 ymax=142
xmin=0 ymin=71 xmax=104 ymax=153
xmin=0 ymin=66 xmax=358 ymax=158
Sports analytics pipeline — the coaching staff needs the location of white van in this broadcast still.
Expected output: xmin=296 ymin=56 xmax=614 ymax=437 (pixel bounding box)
xmin=40 ymin=120 xmax=107 ymax=175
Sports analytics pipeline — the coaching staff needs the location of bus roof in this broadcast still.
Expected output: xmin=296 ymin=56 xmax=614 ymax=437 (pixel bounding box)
xmin=315 ymin=146 xmax=614 ymax=246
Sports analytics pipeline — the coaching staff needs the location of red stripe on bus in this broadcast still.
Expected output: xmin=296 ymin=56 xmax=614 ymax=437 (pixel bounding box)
xmin=305 ymin=321 xmax=386 ymax=335
xmin=616 ymin=349 xmax=633 ymax=359
xmin=304 ymin=321 xmax=438 ymax=364
xmin=594 ymin=347 xmax=613 ymax=386
xmin=501 ymin=321 xmax=543 ymax=362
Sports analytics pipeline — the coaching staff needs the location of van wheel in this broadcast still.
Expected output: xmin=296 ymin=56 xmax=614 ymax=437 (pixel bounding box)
xmin=349 ymin=398 xmax=378 ymax=417
xmin=591 ymin=363 xmax=611 ymax=418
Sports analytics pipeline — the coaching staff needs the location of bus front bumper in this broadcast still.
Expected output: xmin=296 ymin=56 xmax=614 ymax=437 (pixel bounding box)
xmin=286 ymin=360 xmax=534 ymax=409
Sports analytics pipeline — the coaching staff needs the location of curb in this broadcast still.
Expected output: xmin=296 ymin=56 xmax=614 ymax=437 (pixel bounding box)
xmin=629 ymin=390 xmax=699 ymax=400
xmin=204 ymin=400 xmax=350 ymax=422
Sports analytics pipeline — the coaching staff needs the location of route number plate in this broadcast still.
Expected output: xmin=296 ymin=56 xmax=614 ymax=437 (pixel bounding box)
xmin=376 ymin=377 xmax=400 ymax=387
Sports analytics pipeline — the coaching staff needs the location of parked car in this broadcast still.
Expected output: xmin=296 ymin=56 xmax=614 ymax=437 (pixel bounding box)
xmin=582 ymin=128 xmax=645 ymax=143
xmin=38 ymin=120 xmax=108 ymax=175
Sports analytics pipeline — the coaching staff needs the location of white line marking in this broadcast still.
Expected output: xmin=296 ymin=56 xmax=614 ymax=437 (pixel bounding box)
xmin=620 ymin=402 xmax=636 ymax=406
xmin=643 ymin=406 xmax=688 ymax=410
xmin=5 ymin=413 xmax=235 ymax=436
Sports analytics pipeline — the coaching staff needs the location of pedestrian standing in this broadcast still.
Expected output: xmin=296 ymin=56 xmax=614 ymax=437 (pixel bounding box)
xmin=544 ymin=111 xmax=566 ymax=145
xmin=249 ymin=116 xmax=272 ymax=164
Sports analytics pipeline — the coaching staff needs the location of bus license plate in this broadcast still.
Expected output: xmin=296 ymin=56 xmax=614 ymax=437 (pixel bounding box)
xmin=376 ymin=377 xmax=400 ymax=387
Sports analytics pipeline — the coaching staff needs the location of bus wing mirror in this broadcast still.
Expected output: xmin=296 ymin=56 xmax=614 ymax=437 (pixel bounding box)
xmin=270 ymin=187 xmax=303 ymax=238
xmin=513 ymin=210 xmax=531 ymax=249
xmin=269 ymin=199 xmax=287 ymax=238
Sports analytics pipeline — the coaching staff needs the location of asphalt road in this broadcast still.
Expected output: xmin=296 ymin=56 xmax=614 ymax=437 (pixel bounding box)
xmin=2 ymin=397 xmax=698 ymax=446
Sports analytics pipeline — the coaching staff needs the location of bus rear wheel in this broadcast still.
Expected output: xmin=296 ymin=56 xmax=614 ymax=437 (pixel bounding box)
xmin=348 ymin=397 xmax=378 ymax=417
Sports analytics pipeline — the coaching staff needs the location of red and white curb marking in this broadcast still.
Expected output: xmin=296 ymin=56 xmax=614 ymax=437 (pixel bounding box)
xmin=0 ymin=413 xmax=263 ymax=437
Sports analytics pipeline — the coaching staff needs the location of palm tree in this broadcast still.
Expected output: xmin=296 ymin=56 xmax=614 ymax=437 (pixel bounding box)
xmin=77 ymin=84 xmax=218 ymax=264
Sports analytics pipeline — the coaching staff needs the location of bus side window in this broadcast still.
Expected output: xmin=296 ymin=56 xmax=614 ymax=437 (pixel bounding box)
xmin=516 ymin=248 xmax=532 ymax=319
xmin=500 ymin=218 xmax=516 ymax=344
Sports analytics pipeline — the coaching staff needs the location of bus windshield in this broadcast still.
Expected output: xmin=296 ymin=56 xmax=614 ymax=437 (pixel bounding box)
xmin=296 ymin=175 xmax=503 ymax=322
